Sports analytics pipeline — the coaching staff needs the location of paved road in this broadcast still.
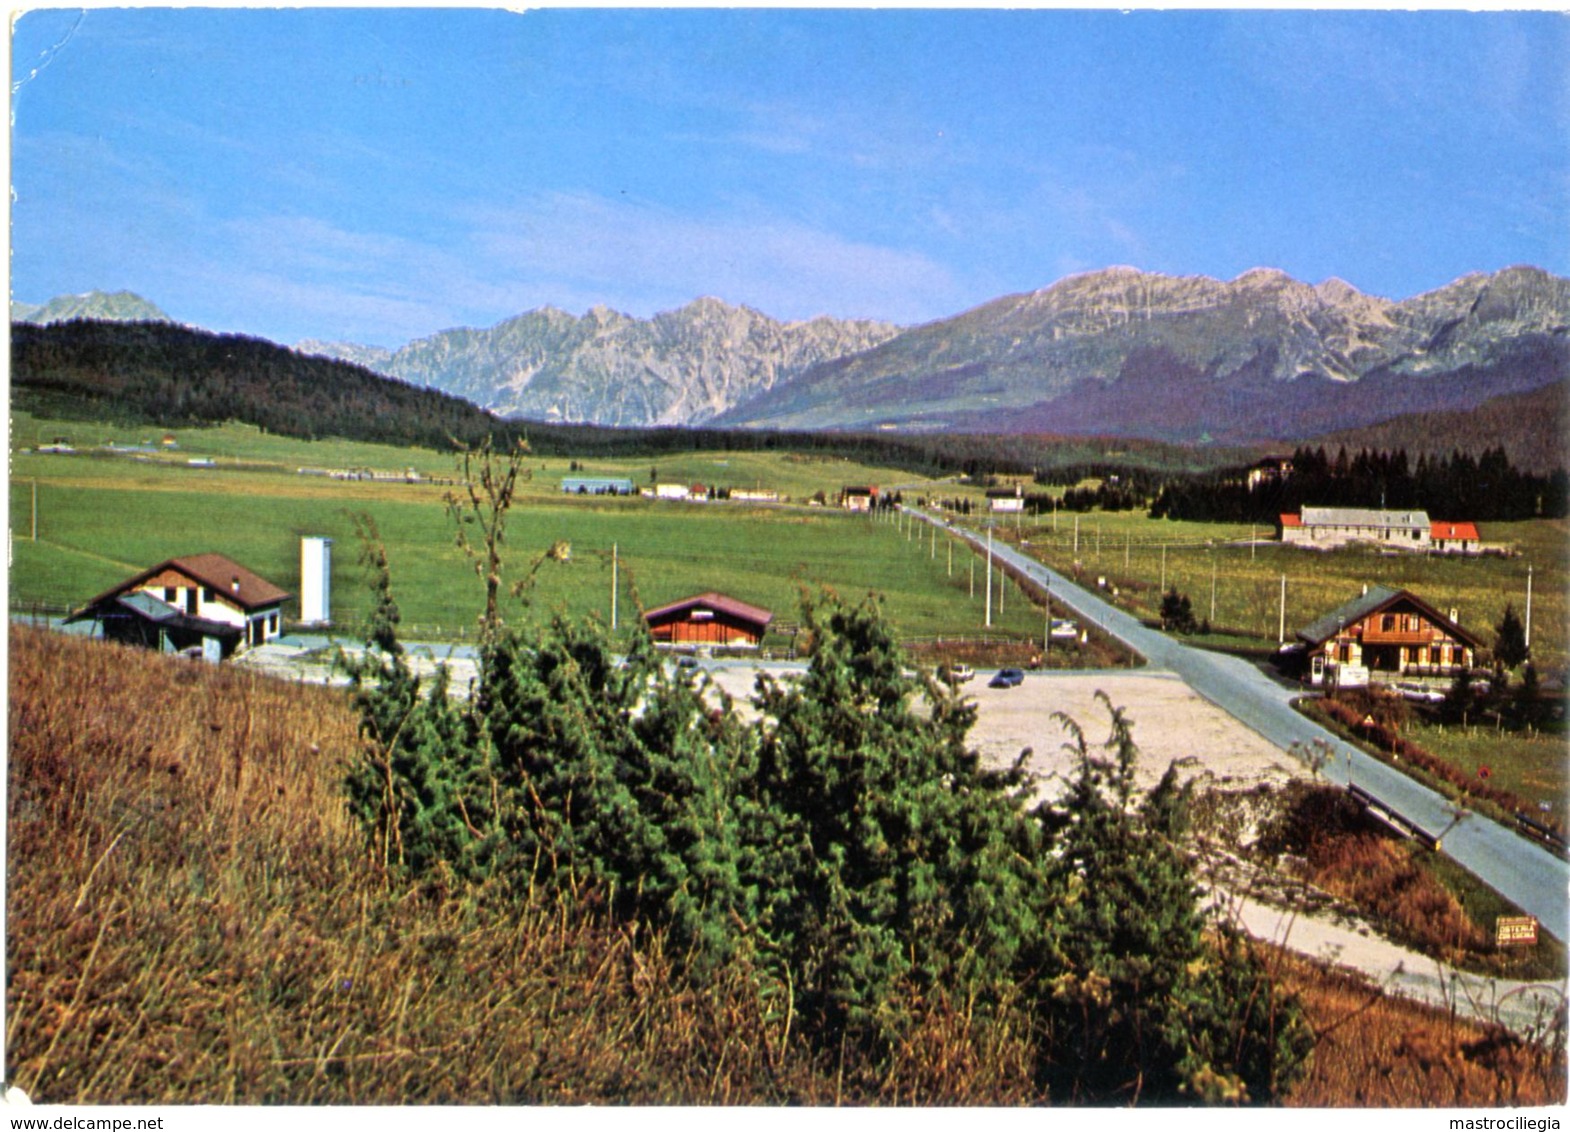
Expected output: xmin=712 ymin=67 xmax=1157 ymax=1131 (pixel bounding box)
xmin=917 ymin=509 xmax=1570 ymax=941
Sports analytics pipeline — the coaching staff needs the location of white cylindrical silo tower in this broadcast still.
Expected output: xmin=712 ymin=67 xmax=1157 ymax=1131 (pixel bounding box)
xmin=301 ymin=536 xmax=333 ymax=625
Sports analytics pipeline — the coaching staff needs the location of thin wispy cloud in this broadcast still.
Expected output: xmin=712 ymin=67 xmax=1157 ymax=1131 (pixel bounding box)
xmin=465 ymin=192 xmax=958 ymax=324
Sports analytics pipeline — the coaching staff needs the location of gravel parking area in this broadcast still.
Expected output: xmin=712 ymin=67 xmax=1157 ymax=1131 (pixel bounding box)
xmin=702 ymin=663 xmax=1305 ymax=805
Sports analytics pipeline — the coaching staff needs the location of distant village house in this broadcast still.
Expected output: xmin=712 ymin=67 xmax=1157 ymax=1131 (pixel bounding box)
xmin=65 ymin=553 xmax=290 ymax=661
xmin=840 ymin=486 xmax=878 ymax=511
xmin=1429 ymin=521 xmax=1481 ymax=554
xmin=987 ymin=485 xmax=1025 ymax=513
xmin=1246 ymin=456 xmax=1293 ymax=490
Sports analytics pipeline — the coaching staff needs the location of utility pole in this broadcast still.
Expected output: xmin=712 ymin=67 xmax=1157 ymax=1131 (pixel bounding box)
xmin=1526 ymin=564 xmax=1534 ymax=649
xmin=1279 ymin=573 xmax=1287 ymax=645
xmin=1043 ymin=578 xmax=1051 ymax=659
xmin=1073 ymin=514 xmax=1079 ymax=556
xmin=999 ymin=564 xmax=1005 ymax=615
xmin=985 ymin=528 xmax=993 ymax=628
xmin=611 ymin=543 xmax=619 ymax=630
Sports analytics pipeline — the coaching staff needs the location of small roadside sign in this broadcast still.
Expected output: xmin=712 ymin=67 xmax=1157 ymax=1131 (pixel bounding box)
xmin=1496 ymin=916 xmax=1539 ymax=948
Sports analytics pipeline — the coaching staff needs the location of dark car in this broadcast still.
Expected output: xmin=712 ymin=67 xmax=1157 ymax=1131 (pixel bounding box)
xmin=989 ymin=667 xmax=1025 ymax=689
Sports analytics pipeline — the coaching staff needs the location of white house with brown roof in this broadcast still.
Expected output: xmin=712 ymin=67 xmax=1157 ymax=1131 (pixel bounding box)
xmin=66 ymin=553 xmax=290 ymax=658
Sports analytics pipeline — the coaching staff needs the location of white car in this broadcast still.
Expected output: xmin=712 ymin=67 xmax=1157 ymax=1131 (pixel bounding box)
xmin=1393 ymin=682 xmax=1445 ymax=704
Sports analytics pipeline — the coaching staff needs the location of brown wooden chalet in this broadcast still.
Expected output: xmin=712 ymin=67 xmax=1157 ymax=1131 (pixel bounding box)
xmin=644 ymin=592 xmax=773 ymax=649
xmin=66 ymin=553 xmax=290 ymax=660
xmin=1295 ymin=584 xmax=1483 ymax=688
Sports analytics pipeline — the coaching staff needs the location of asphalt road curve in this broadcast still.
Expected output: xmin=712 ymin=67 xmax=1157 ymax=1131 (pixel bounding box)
xmin=917 ymin=509 xmax=1570 ymax=941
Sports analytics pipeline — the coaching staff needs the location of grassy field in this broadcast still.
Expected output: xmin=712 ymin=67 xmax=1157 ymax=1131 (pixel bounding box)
xmin=945 ymin=502 xmax=1568 ymax=673
xmin=10 ymin=413 xmax=1055 ymax=646
xmin=1411 ymin=716 xmax=1568 ymax=823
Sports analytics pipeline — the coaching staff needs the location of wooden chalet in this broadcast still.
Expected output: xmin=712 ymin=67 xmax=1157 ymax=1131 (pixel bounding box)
xmin=66 ymin=553 xmax=290 ymax=660
xmin=1295 ymin=584 xmax=1483 ymax=688
xmin=644 ymin=592 xmax=774 ymax=649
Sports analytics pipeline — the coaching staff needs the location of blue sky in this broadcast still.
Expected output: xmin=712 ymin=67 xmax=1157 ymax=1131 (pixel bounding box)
xmin=10 ymin=8 xmax=1569 ymax=347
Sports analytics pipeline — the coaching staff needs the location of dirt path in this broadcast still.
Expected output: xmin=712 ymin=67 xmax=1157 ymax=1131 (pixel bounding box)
xmin=1222 ymin=892 xmax=1565 ymax=1037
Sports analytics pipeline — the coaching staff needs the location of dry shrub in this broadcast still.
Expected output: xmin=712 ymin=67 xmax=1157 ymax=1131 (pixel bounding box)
xmin=1259 ymin=784 xmax=1488 ymax=962
xmin=4 ymin=626 xmax=1035 ymax=1104
xmin=1278 ymin=950 xmax=1566 ymax=1107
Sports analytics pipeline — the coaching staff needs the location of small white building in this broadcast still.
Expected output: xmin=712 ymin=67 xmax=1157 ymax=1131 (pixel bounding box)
xmin=655 ymin=483 xmax=691 ymax=501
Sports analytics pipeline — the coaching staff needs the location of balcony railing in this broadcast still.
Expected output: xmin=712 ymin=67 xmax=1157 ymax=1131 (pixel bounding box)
xmin=1360 ymin=628 xmax=1436 ymax=646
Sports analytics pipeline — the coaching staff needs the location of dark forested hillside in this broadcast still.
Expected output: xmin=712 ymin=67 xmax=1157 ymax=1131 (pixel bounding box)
xmin=1150 ymin=445 xmax=1569 ymax=524
xmin=11 ymin=319 xmax=1260 ymax=478
xmin=12 ymin=319 xmax=506 ymax=451
xmin=1304 ymin=379 xmax=1569 ymax=471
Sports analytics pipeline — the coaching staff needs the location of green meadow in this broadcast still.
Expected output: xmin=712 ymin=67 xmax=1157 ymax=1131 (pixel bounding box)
xmin=960 ymin=504 xmax=1568 ymax=672
xmin=10 ymin=415 xmax=1046 ymax=644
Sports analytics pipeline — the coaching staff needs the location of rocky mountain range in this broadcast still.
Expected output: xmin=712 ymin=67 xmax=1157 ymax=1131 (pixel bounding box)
xmin=714 ymin=265 xmax=1570 ymax=442
xmin=299 ymin=298 xmax=900 ymax=428
xmin=12 ymin=290 xmax=171 ymax=326
xmin=17 ymin=266 xmax=1568 ymax=447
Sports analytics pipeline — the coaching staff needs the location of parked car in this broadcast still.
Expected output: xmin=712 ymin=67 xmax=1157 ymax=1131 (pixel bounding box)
xmin=989 ymin=667 xmax=1025 ymax=689
xmin=939 ymin=663 xmax=976 ymax=685
xmin=1049 ymin=619 xmax=1078 ymax=641
xmin=1393 ymin=681 xmax=1445 ymax=704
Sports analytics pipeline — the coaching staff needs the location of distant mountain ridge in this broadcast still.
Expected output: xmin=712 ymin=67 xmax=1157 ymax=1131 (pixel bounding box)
xmin=12 ymin=290 xmax=171 ymax=326
xmin=715 ymin=266 xmax=1570 ymax=442
xmin=19 ymin=266 xmax=1569 ymax=450
xmin=302 ymin=297 xmax=900 ymax=428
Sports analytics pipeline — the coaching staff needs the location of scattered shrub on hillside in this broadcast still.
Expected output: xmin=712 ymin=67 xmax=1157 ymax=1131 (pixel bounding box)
xmin=1034 ymin=700 xmax=1314 ymax=1103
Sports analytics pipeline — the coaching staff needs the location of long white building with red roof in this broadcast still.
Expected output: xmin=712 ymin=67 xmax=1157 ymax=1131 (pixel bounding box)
xmin=1279 ymin=507 xmax=1481 ymax=554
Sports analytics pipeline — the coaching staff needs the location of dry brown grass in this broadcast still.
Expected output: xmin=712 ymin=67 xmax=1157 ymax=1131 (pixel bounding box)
xmin=1279 ymin=950 xmax=1565 ymax=1107
xmin=1257 ymin=784 xmax=1494 ymax=965
xmin=8 ymin=625 xmax=1562 ymax=1105
xmin=4 ymin=625 xmax=1033 ymax=1105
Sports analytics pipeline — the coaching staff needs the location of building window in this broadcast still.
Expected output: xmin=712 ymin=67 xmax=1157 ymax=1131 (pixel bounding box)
xmin=163 ymin=587 xmax=176 ymax=602
xmin=202 ymin=587 xmax=215 ymax=602
xmin=269 ymin=614 xmax=278 ymax=633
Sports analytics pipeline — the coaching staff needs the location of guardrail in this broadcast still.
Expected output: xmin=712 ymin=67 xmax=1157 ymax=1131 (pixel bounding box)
xmin=1347 ymin=782 xmax=1445 ymax=851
